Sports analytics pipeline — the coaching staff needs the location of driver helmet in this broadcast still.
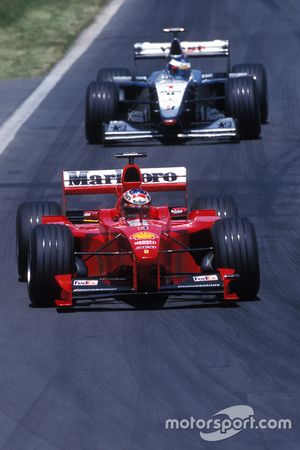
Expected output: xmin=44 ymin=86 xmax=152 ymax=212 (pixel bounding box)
xmin=120 ymin=189 xmax=152 ymax=219
xmin=168 ymin=56 xmax=191 ymax=79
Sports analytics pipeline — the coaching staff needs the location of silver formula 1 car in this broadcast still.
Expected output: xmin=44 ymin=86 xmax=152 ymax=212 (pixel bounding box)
xmin=85 ymin=28 xmax=268 ymax=144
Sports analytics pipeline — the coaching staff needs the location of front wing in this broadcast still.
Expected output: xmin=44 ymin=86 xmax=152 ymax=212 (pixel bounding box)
xmin=103 ymin=118 xmax=238 ymax=143
xmin=54 ymin=269 xmax=239 ymax=307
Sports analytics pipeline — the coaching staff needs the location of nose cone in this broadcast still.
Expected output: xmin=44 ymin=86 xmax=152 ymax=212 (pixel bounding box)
xmin=156 ymin=78 xmax=188 ymax=121
xmin=129 ymin=230 xmax=160 ymax=261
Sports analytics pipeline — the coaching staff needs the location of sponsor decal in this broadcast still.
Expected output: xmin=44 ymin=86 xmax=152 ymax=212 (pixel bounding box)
xmin=159 ymin=88 xmax=183 ymax=95
xmin=136 ymin=245 xmax=157 ymax=250
xmin=113 ymin=123 xmax=127 ymax=131
xmin=141 ymin=171 xmax=178 ymax=183
xmin=133 ymin=240 xmax=157 ymax=245
xmin=64 ymin=167 xmax=186 ymax=187
xmin=95 ymin=287 xmax=117 ymax=291
xmin=83 ymin=210 xmax=98 ymax=217
xmin=66 ymin=170 xmax=122 ymax=186
xmin=186 ymin=45 xmax=206 ymax=53
xmin=127 ymin=219 xmax=149 ymax=227
xmin=193 ymin=275 xmax=218 ymax=282
xmin=128 ymin=110 xmax=145 ymax=123
xmin=178 ymin=283 xmax=220 ymax=288
xmin=127 ymin=220 xmax=149 ymax=228
xmin=144 ymin=250 xmax=149 ymax=254
xmin=73 ymin=280 xmax=98 ymax=286
xmin=171 ymin=208 xmax=184 ymax=214
xmin=130 ymin=231 xmax=158 ymax=240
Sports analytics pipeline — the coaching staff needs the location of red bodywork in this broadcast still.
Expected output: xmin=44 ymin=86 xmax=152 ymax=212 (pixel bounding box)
xmin=42 ymin=158 xmax=238 ymax=306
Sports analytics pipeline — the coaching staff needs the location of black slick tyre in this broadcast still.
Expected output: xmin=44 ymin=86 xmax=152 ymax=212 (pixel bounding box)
xmin=191 ymin=195 xmax=238 ymax=218
xmin=85 ymin=81 xmax=118 ymax=144
xmin=28 ymin=224 xmax=74 ymax=307
xmin=232 ymin=63 xmax=268 ymax=123
xmin=16 ymin=201 xmax=62 ymax=281
xmin=226 ymin=76 xmax=261 ymax=139
xmin=211 ymin=217 xmax=260 ymax=299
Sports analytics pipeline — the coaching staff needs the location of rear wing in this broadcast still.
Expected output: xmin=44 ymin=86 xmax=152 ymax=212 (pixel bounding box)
xmin=63 ymin=167 xmax=187 ymax=196
xmin=134 ymin=39 xmax=229 ymax=59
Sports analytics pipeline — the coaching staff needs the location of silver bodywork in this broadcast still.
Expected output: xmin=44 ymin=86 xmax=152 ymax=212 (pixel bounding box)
xmin=104 ymin=118 xmax=237 ymax=142
xmin=102 ymin=36 xmax=239 ymax=143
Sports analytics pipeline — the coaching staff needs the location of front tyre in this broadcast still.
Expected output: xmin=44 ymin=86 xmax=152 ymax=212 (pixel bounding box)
xmin=226 ymin=76 xmax=261 ymax=139
xmin=211 ymin=217 xmax=260 ymax=299
xmin=232 ymin=63 xmax=268 ymax=123
xmin=85 ymin=81 xmax=118 ymax=144
xmin=16 ymin=201 xmax=62 ymax=281
xmin=28 ymin=224 xmax=74 ymax=307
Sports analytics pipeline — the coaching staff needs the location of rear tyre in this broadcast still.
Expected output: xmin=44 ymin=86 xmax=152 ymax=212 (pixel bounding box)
xmin=16 ymin=201 xmax=62 ymax=281
xmin=211 ymin=217 xmax=260 ymax=299
xmin=226 ymin=76 xmax=261 ymax=139
xmin=97 ymin=67 xmax=132 ymax=82
xmin=232 ymin=63 xmax=268 ymax=123
xmin=191 ymin=195 xmax=238 ymax=218
xmin=85 ymin=81 xmax=118 ymax=144
xmin=28 ymin=224 xmax=74 ymax=307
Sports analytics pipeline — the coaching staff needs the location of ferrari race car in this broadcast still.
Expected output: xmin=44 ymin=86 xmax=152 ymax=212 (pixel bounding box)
xmin=85 ymin=28 xmax=268 ymax=144
xmin=16 ymin=153 xmax=260 ymax=308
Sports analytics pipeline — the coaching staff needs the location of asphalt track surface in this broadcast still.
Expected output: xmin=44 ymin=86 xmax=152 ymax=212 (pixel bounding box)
xmin=0 ymin=0 xmax=299 ymax=448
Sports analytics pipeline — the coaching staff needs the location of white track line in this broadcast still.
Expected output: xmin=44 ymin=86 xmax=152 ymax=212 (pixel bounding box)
xmin=0 ymin=0 xmax=126 ymax=155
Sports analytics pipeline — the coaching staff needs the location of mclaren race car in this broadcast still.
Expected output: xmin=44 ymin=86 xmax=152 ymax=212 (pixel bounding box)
xmin=16 ymin=153 xmax=260 ymax=308
xmin=85 ymin=28 xmax=268 ymax=144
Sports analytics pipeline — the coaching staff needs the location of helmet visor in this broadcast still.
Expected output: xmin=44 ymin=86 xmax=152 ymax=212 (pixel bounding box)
xmin=122 ymin=203 xmax=150 ymax=219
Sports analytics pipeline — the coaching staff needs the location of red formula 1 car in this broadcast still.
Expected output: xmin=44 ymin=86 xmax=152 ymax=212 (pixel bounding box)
xmin=16 ymin=153 xmax=259 ymax=307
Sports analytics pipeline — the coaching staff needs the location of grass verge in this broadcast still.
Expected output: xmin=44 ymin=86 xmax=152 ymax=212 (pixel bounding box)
xmin=0 ymin=0 xmax=107 ymax=79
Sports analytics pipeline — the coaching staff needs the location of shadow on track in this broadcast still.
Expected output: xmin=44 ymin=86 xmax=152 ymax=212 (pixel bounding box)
xmin=56 ymin=296 xmax=261 ymax=313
